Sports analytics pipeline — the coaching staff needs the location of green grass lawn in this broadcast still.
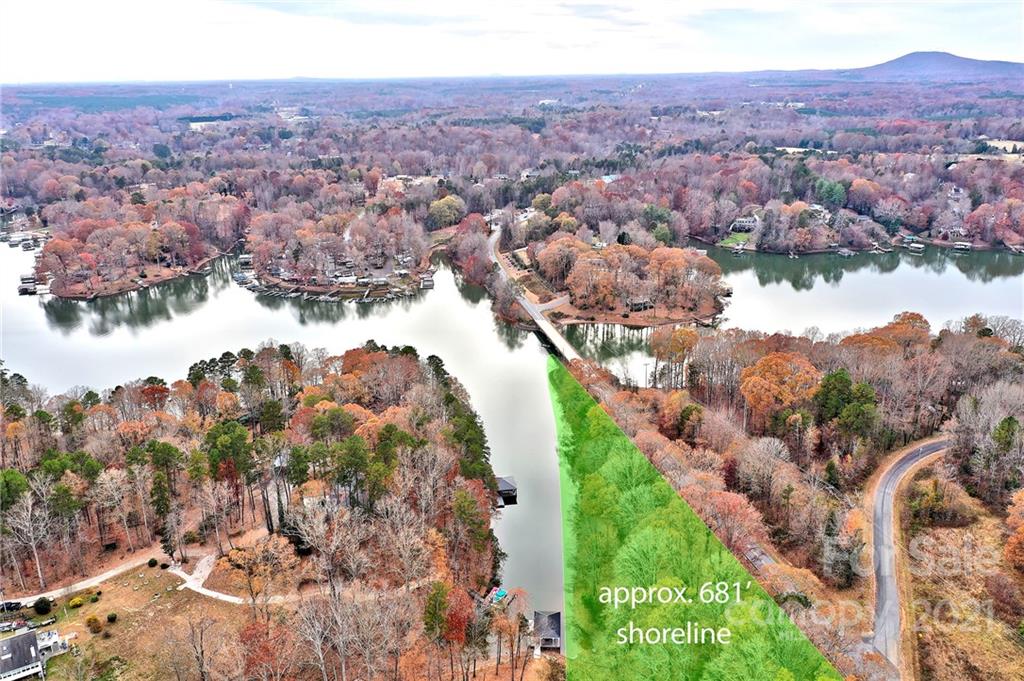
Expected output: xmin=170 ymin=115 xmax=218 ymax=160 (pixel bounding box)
xmin=716 ymin=232 xmax=751 ymax=247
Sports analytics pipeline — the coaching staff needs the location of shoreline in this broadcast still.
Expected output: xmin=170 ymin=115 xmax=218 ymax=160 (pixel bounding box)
xmin=50 ymin=251 xmax=224 ymax=301
xmin=688 ymin=232 xmax=1014 ymax=255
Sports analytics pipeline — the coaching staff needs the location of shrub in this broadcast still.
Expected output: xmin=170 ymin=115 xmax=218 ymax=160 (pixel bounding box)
xmin=106 ymin=612 xmax=117 ymax=623
xmin=182 ymin=530 xmax=201 ymax=545
xmin=32 ymin=598 xmax=52 ymax=616
xmin=159 ymin=563 xmax=170 ymax=570
xmin=986 ymin=573 xmax=1024 ymax=622
xmin=89 ymin=594 xmax=100 ymax=603
xmin=147 ymin=558 xmax=158 ymax=568
xmin=68 ymin=597 xmax=84 ymax=609
xmin=85 ymin=615 xmax=103 ymax=634
xmin=542 ymin=657 xmax=566 ymax=681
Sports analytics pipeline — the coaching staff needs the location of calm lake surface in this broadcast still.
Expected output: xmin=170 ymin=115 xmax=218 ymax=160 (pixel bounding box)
xmin=2 ymin=240 xmax=1022 ymax=610
xmin=567 ymin=243 xmax=1024 ymax=385
xmin=0 ymin=246 xmax=562 ymax=614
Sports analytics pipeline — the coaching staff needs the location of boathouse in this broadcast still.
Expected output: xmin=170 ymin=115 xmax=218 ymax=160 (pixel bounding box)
xmin=533 ymin=611 xmax=562 ymax=650
xmin=496 ymin=476 xmax=517 ymax=507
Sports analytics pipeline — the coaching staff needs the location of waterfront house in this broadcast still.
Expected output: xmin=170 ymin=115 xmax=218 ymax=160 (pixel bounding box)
xmin=628 ymin=298 xmax=654 ymax=312
xmin=729 ymin=216 xmax=760 ymax=233
xmin=940 ymin=225 xmax=969 ymax=240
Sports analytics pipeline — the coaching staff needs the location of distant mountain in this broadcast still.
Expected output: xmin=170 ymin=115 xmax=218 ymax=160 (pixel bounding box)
xmin=838 ymin=51 xmax=1024 ymax=81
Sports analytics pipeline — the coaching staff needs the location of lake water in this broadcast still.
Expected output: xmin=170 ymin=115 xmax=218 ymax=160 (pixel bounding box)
xmin=0 ymin=246 xmax=563 ymax=614
xmin=2 ymin=240 xmax=1021 ymax=611
xmin=566 ymin=243 xmax=1024 ymax=385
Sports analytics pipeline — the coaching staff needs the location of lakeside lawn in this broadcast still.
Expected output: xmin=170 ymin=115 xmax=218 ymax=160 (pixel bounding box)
xmin=716 ymin=232 xmax=751 ymax=248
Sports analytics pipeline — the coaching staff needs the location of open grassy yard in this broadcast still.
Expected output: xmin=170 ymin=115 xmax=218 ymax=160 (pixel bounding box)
xmin=716 ymin=231 xmax=751 ymax=247
xmin=44 ymin=565 xmax=244 ymax=680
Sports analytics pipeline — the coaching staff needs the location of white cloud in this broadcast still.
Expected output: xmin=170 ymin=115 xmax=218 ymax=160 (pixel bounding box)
xmin=1 ymin=0 xmax=1020 ymax=83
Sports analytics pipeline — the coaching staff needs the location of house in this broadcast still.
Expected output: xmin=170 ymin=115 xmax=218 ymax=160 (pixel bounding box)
xmin=807 ymin=204 xmax=830 ymax=221
xmin=0 ymin=628 xmax=68 ymax=680
xmin=533 ymin=611 xmax=561 ymax=650
xmin=628 ymin=298 xmax=654 ymax=312
xmin=729 ymin=216 xmax=760 ymax=233
xmin=938 ymin=225 xmax=968 ymax=240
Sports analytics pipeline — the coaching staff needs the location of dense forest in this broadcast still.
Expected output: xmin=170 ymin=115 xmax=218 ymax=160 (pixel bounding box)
xmin=1 ymin=61 xmax=1022 ymax=680
xmin=565 ymin=311 xmax=1024 ymax=676
xmin=0 ymin=342 xmax=538 ymax=680
xmin=2 ymin=67 xmax=1022 ymax=302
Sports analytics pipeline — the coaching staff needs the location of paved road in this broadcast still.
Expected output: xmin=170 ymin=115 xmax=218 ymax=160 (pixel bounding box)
xmin=488 ymin=226 xmax=580 ymax=361
xmin=871 ymin=439 xmax=949 ymax=667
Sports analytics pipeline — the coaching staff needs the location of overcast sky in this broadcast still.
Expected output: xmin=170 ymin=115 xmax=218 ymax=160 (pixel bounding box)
xmin=2 ymin=0 xmax=1022 ymax=84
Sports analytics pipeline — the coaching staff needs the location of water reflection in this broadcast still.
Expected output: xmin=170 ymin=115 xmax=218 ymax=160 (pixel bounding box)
xmin=41 ymin=262 xmax=222 ymax=335
xmin=0 ymin=246 xmax=561 ymax=615
xmin=703 ymin=240 xmax=1024 ymax=290
xmin=569 ymin=245 xmax=1024 ymax=382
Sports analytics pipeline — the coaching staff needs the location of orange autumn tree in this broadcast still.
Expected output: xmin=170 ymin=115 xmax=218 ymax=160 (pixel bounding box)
xmin=1007 ymin=489 xmax=1024 ymax=532
xmin=1006 ymin=525 xmax=1024 ymax=572
xmin=650 ymin=326 xmax=699 ymax=388
xmin=739 ymin=351 xmax=821 ymax=432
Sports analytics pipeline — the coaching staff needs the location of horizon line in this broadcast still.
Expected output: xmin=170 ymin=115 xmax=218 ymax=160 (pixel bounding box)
xmin=4 ymin=50 xmax=1022 ymax=89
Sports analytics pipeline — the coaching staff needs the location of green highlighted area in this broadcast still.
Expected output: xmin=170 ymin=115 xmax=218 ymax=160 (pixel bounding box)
xmin=548 ymin=358 xmax=841 ymax=680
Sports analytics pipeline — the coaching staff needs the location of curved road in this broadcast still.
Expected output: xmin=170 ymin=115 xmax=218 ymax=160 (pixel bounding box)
xmin=871 ymin=438 xmax=949 ymax=668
